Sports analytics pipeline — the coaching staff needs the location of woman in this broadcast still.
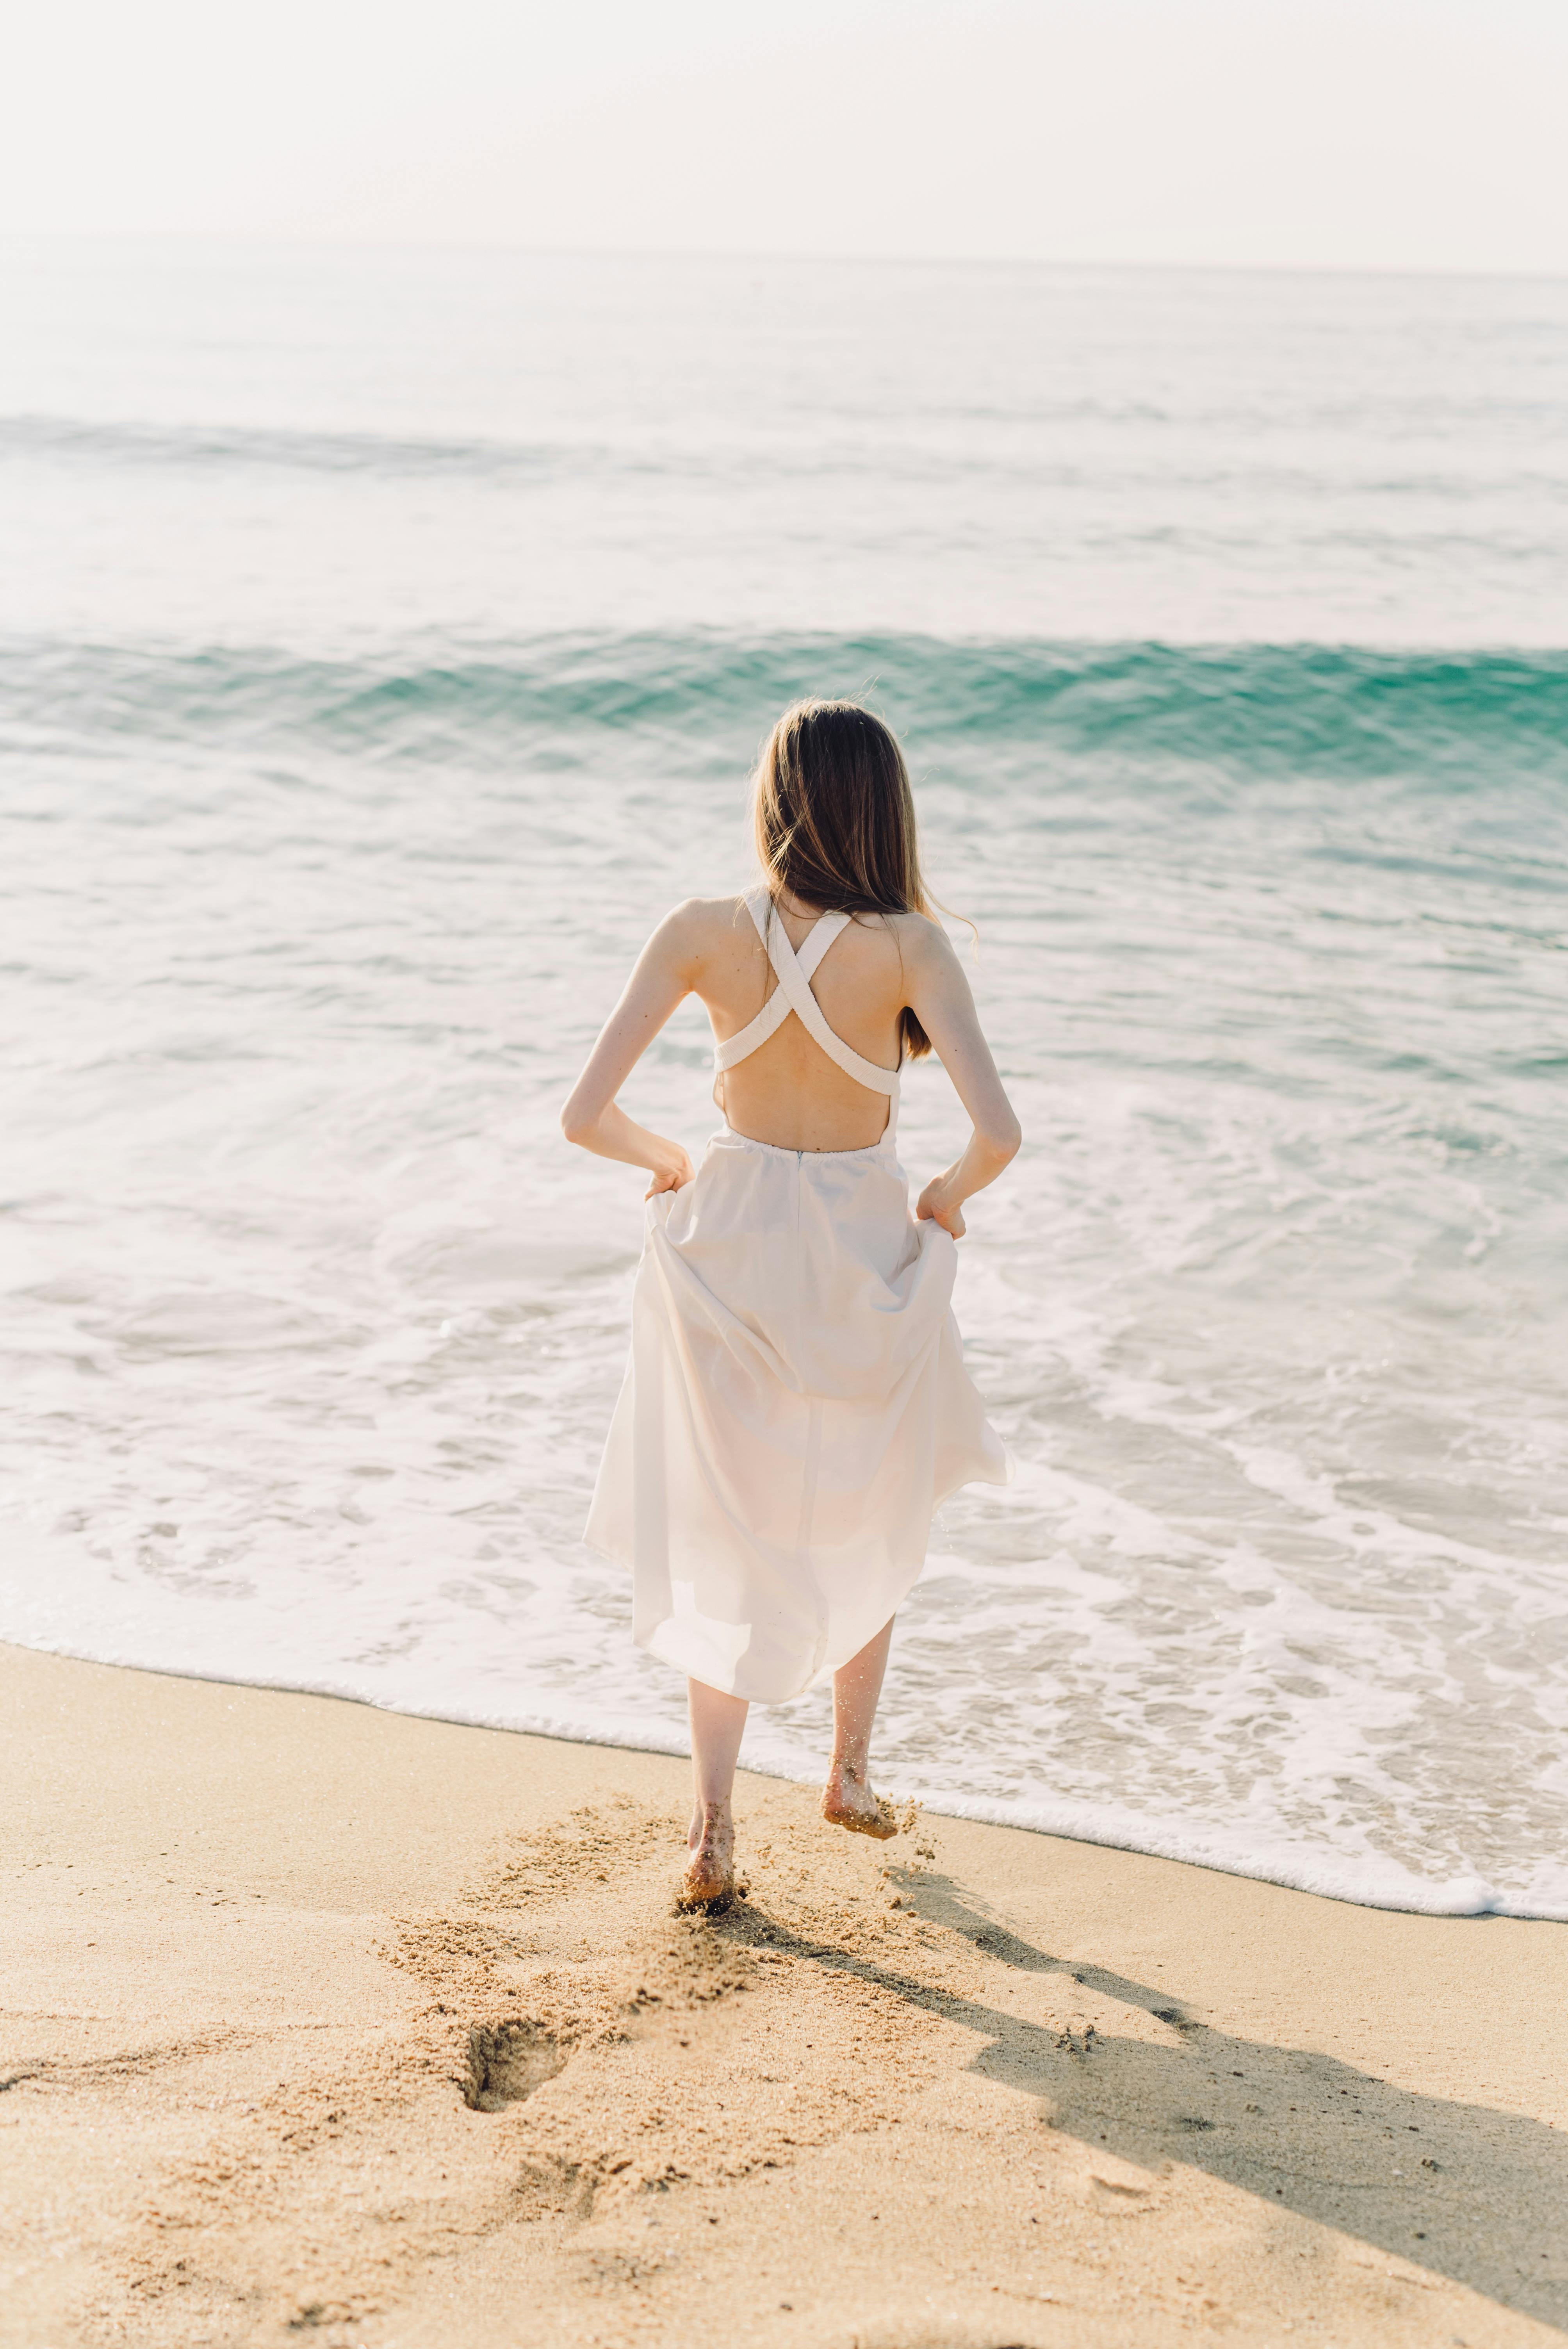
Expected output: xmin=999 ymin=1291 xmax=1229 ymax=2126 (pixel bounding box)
xmin=562 ymin=701 xmax=1020 ymax=1907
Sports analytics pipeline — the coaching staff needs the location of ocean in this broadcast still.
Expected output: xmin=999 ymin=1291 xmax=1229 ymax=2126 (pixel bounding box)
xmin=3 ymin=241 xmax=1566 ymax=1919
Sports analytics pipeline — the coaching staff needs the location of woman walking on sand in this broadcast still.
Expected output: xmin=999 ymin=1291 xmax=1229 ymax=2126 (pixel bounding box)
xmin=562 ymin=703 xmax=1020 ymax=1907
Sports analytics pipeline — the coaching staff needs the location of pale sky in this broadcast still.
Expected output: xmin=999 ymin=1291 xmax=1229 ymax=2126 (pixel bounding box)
xmin=5 ymin=0 xmax=1566 ymax=274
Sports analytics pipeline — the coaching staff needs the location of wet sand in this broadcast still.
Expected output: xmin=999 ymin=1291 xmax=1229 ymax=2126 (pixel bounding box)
xmin=2 ymin=1640 xmax=1564 ymax=2348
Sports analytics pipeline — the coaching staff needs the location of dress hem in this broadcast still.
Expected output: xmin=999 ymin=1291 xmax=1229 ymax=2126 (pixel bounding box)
xmin=582 ymin=1444 xmax=1014 ymax=1705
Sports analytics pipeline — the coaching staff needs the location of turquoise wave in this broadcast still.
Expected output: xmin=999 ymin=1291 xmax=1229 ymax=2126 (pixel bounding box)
xmin=6 ymin=633 xmax=1568 ymax=787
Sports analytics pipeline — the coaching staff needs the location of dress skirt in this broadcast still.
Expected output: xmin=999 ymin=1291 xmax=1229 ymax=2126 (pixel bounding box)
xmin=585 ymin=1125 xmax=1010 ymax=1704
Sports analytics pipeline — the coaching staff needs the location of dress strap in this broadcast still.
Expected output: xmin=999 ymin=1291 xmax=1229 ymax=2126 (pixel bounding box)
xmin=712 ymin=889 xmax=843 ymax=1073
xmin=712 ymin=887 xmax=900 ymax=1099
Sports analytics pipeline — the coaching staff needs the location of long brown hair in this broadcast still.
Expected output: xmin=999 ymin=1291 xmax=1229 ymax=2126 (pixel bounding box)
xmin=752 ymin=700 xmax=934 ymax=1059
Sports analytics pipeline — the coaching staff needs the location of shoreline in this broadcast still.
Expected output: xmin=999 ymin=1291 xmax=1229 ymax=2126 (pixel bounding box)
xmin=0 ymin=1626 xmax=1546 ymax=1921
xmin=3 ymin=1638 xmax=1565 ymax=2348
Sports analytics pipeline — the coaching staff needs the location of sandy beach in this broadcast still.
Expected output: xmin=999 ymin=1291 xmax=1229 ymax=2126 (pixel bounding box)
xmin=2 ymin=1639 xmax=1563 ymax=2348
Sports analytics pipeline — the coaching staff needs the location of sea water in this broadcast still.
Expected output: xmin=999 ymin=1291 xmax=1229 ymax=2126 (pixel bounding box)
xmin=2 ymin=243 xmax=1566 ymax=1918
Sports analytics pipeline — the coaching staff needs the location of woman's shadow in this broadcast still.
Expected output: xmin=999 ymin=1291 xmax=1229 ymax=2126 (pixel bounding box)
xmin=718 ymin=1868 xmax=1566 ymax=2331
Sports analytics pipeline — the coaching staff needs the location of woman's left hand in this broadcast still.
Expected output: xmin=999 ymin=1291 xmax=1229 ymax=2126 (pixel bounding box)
xmin=916 ymin=1177 xmax=966 ymax=1239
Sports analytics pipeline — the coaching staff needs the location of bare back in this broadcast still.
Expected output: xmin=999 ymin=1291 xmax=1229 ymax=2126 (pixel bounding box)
xmin=560 ymin=879 xmax=1019 ymax=1223
xmin=693 ymin=893 xmax=918 ymax=1153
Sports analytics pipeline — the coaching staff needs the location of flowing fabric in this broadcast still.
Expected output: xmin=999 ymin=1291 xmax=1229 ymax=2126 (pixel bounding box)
xmin=584 ymin=891 xmax=1010 ymax=1702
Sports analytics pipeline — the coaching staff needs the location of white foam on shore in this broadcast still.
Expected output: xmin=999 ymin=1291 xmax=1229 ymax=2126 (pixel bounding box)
xmin=0 ymin=1620 xmax=1539 ymax=1921
xmin=6 ymin=1515 xmax=1564 ymax=1923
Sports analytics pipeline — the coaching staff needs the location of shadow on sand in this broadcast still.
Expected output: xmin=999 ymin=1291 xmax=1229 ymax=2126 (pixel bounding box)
xmin=713 ymin=1867 xmax=1566 ymax=2333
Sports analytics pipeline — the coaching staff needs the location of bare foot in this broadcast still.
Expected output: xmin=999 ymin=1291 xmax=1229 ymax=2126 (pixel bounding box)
xmin=821 ymin=1767 xmax=898 ymax=1840
xmin=678 ymin=1803 xmax=735 ymax=1910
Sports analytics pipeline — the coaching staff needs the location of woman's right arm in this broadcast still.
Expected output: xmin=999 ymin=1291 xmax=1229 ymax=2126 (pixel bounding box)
xmin=559 ymin=904 xmax=702 ymax=1196
xmin=903 ymin=919 xmax=1021 ymax=1239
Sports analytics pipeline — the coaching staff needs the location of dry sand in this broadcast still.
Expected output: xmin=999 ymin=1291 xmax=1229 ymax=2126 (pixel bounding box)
xmin=2 ymin=1640 xmax=1564 ymax=2349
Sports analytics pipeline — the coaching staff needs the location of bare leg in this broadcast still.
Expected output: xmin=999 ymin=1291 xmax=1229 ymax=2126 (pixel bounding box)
xmin=682 ymin=1677 xmax=748 ymax=1906
xmin=821 ymin=1617 xmax=898 ymax=1839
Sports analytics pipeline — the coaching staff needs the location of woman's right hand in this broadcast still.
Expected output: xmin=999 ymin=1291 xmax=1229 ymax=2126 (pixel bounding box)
xmin=645 ymin=1143 xmax=695 ymax=1199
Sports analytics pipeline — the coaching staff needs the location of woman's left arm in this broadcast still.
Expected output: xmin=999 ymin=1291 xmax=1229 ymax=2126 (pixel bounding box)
xmin=559 ymin=903 xmax=703 ymax=1196
xmin=902 ymin=916 xmax=1022 ymax=1239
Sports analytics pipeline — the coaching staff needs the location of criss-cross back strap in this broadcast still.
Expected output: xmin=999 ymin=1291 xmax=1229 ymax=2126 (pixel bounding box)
xmin=711 ymin=893 xmax=844 ymax=1073
xmin=712 ymin=887 xmax=900 ymax=1098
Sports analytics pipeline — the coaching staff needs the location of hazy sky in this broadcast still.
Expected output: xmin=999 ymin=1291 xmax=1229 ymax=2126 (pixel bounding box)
xmin=6 ymin=0 xmax=1565 ymax=273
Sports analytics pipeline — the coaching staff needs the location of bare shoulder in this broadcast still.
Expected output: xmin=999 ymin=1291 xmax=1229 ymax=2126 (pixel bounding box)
xmin=683 ymin=893 xmax=757 ymax=927
xmin=880 ymin=907 xmax=961 ymax=975
xmin=647 ymin=894 xmax=755 ymax=973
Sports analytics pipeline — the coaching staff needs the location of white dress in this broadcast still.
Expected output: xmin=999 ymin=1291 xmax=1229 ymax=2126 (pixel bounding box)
xmin=585 ymin=888 xmax=1010 ymax=1704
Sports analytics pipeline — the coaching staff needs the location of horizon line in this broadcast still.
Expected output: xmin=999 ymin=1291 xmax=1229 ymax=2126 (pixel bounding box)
xmin=3 ymin=229 xmax=1566 ymax=290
